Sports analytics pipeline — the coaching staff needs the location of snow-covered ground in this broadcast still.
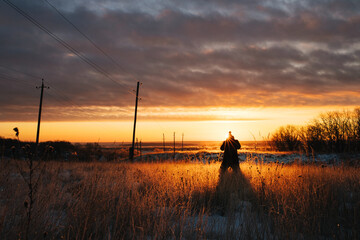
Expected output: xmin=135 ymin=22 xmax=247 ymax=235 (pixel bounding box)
xmin=134 ymin=150 xmax=360 ymax=165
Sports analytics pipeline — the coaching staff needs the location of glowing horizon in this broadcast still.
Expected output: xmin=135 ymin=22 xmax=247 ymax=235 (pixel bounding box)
xmin=1 ymin=1 xmax=359 ymax=143
xmin=1 ymin=106 xmax=357 ymax=143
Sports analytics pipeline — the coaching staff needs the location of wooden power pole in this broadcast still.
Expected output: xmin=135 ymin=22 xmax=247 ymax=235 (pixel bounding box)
xmin=130 ymin=81 xmax=140 ymax=161
xmin=36 ymin=79 xmax=49 ymax=146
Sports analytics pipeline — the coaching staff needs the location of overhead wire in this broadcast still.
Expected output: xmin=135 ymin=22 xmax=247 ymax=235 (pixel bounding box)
xmin=43 ymin=0 xmax=142 ymax=85
xmin=2 ymin=0 xmax=133 ymax=95
xmin=29 ymin=77 xmax=96 ymax=117
xmin=45 ymin=78 xmax=135 ymax=121
xmin=3 ymin=0 xmax=155 ymax=143
xmin=1 ymin=63 xmax=151 ymax=144
xmin=0 ymin=73 xmax=96 ymax=119
xmin=44 ymin=89 xmax=92 ymax=118
xmin=0 ymin=65 xmax=132 ymax=121
xmin=0 ymin=67 xmax=136 ymax=135
xmin=0 ymin=72 xmax=35 ymax=87
xmin=0 ymin=68 xmax=87 ymax=115
xmin=0 ymin=64 xmax=41 ymax=80
xmin=47 ymin=85 xmax=93 ymax=115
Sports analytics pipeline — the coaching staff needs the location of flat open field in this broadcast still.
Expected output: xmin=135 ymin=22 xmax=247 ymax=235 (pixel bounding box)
xmin=1 ymin=157 xmax=359 ymax=239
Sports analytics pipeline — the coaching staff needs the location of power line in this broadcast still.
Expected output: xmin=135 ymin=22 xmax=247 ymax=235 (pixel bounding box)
xmin=46 ymin=81 xmax=136 ymax=120
xmin=43 ymin=85 xmax=104 ymax=121
xmin=43 ymin=0 xmax=142 ymax=84
xmin=41 ymin=78 xmax=94 ymax=114
xmin=0 ymin=72 xmax=89 ymax=116
xmin=3 ymin=0 xmax=131 ymax=92
xmin=0 ymin=70 xmax=79 ymax=108
xmin=0 ymin=74 xmax=83 ymax=111
xmin=0 ymin=69 xmax=135 ymax=120
xmin=44 ymin=90 xmax=94 ymax=119
xmin=46 ymin=88 xmax=85 ymax=110
xmin=49 ymin=89 xmax=96 ymax=115
xmin=0 ymin=72 xmax=34 ymax=87
xmin=0 ymin=64 xmax=40 ymax=80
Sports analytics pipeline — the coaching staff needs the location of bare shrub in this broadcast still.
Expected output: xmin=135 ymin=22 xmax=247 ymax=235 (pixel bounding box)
xmin=270 ymin=125 xmax=301 ymax=151
xmin=271 ymin=108 xmax=360 ymax=153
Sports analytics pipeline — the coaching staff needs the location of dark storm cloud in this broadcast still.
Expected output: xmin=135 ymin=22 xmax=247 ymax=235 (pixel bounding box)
xmin=0 ymin=0 xmax=359 ymax=121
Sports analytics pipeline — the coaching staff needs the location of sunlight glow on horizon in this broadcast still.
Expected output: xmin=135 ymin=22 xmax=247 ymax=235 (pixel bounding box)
xmin=2 ymin=0 xmax=360 ymax=146
xmin=1 ymin=106 xmax=357 ymax=143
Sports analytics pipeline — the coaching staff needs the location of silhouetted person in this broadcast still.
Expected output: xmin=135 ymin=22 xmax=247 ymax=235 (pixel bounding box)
xmin=220 ymin=131 xmax=241 ymax=173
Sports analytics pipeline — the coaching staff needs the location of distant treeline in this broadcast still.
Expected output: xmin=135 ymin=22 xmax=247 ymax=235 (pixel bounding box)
xmin=270 ymin=108 xmax=360 ymax=153
xmin=0 ymin=138 xmax=128 ymax=161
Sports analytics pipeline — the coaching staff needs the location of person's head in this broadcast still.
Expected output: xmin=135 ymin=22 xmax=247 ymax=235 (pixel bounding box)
xmin=228 ymin=131 xmax=234 ymax=140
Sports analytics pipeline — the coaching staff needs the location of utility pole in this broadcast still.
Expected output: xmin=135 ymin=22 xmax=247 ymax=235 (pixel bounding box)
xmin=130 ymin=81 xmax=140 ymax=161
xmin=163 ymin=133 xmax=166 ymax=152
xmin=36 ymin=79 xmax=49 ymax=147
xmin=173 ymin=132 xmax=175 ymax=160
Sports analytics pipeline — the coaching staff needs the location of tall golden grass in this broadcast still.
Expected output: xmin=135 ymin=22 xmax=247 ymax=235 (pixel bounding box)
xmin=0 ymin=158 xmax=359 ymax=239
xmin=241 ymin=160 xmax=360 ymax=239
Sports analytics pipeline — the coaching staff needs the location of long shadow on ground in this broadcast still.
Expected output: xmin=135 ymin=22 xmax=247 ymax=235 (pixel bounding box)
xmin=188 ymin=167 xmax=273 ymax=239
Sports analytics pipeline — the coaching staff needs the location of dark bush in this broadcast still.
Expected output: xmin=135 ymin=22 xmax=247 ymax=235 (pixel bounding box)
xmin=75 ymin=142 xmax=103 ymax=161
xmin=271 ymin=108 xmax=360 ymax=153
xmin=271 ymin=125 xmax=301 ymax=151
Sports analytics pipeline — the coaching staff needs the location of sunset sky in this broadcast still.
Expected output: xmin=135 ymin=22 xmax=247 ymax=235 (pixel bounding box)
xmin=0 ymin=0 xmax=359 ymax=142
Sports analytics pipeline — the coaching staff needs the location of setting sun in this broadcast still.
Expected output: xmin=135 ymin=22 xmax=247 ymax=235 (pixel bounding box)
xmin=1 ymin=0 xmax=360 ymax=239
xmin=1 ymin=106 xmax=357 ymax=142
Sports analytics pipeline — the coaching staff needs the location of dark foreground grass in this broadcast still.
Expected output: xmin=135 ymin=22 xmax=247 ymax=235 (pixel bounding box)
xmin=0 ymin=158 xmax=359 ymax=239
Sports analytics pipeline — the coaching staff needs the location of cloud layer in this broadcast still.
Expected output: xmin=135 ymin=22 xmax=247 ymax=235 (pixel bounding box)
xmin=0 ymin=0 xmax=359 ymax=121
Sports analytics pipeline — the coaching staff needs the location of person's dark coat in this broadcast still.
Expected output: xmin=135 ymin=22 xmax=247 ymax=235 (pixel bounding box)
xmin=220 ymin=137 xmax=241 ymax=164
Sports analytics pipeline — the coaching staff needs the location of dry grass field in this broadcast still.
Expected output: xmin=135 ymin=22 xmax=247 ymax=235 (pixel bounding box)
xmin=0 ymin=158 xmax=359 ymax=239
